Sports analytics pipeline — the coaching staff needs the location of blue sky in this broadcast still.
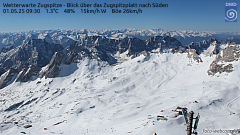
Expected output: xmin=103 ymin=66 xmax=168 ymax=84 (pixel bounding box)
xmin=0 ymin=0 xmax=239 ymax=32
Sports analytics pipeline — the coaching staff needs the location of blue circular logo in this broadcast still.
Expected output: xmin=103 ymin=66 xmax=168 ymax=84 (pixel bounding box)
xmin=225 ymin=9 xmax=237 ymax=21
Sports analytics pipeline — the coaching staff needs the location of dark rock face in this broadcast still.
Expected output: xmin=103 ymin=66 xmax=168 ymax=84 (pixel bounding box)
xmin=207 ymin=45 xmax=239 ymax=75
xmin=0 ymin=68 xmax=18 ymax=89
xmin=66 ymin=36 xmax=184 ymax=65
xmin=38 ymin=36 xmax=184 ymax=80
xmin=4 ymin=101 xmax=24 ymax=111
xmin=0 ymin=46 xmax=15 ymax=53
xmin=15 ymin=65 xmax=41 ymax=82
xmin=66 ymin=36 xmax=119 ymax=64
xmin=0 ymin=36 xmax=228 ymax=89
xmin=0 ymin=39 xmax=64 ymax=88
xmin=119 ymin=37 xmax=146 ymax=55
xmin=0 ymin=67 xmax=6 ymax=77
xmin=146 ymin=36 xmax=185 ymax=53
xmin=39 ymin=52 xmax=67 ymax=78
xmin=23 ymin=125 xmax=32 ymax=129
xmin=187 ymin=38 xmax=220 ymax=55
xmin=0 ymin=39 xmax=64 ymax=68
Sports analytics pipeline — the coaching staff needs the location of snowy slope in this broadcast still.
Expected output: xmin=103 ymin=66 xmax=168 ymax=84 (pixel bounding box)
xmin=1 ymin=52 xmax=240 ymax=135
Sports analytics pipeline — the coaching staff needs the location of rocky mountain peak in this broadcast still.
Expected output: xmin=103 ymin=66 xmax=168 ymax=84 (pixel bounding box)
xmin=146 ymin=36 xmax=184 ymax=53
xmin=208 ymin=44 xmax=239 ymax=75
xmin=0 ymin=39 xmax=64 ymax=68
xmin=0 ymin=36 xmax=237 ymax=89
xmin=0 ymin=39 xmax=64 ymax=88
xmin=187 ymin=38 xmax=221 ymax=55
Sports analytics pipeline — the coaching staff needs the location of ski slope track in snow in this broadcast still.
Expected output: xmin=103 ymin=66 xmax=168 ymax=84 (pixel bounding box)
xmin=1 ymin=52 xmax=240 ymax=135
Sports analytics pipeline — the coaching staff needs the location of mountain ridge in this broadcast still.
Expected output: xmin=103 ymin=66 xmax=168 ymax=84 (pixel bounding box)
xmin=1 ymin=29 xmax=239 ymax=50
xmin=1 ymin=34 xmax=240 ymax=134
xmin=0 ymin=35 xmax=238 ymax=89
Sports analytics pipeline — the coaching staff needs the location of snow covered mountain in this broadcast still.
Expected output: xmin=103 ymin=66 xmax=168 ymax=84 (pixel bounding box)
xmin=0 ymin=34 xmax=240 ymax=135
xmin=0 ymin=29 xmax=239 ymax=49
xmin=0 ymin=36 xmax=185 ymax=89
xmin=0 ymin=39 xmax=64 ymax=88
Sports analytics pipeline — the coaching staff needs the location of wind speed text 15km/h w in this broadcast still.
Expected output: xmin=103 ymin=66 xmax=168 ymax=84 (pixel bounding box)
xmin=81 ymin=8 xmax=106 ymax=14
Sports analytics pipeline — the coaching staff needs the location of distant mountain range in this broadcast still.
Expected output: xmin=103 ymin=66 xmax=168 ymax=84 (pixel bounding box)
xmin=1 ymin=30 xmax=240 ymax=135
xmin=0 ymin=29 xmax=239 ymax=49
xmin=0 ymin=34 xmax=238 ymax=89
xmin=0 ymin=29 xmax=239 ymax=89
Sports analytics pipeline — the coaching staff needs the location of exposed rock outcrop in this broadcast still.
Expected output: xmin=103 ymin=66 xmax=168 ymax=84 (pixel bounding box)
xmin=39 ymin=52 xmax=67 ymax=78
xmin=0 ymin=36 xmax=235 ymax=89
xmin=15 ymin=65 xmax=41 ymax=82
xmin=0 ymin=68 xmax=18 ymax=89
xmin=146 ymin=36 xmax=185 ymax=53
xmin=0 ymin=39 xmax=64 ymax=68
xmin=0 ymin=46 xmax=15 ymax=53
xmin=208 ymin=45 xmax=239 ymax=75
xmin=186 ymin=49 xmax=203 ymax=63
xmin=66 ymin=36 xmax=184 ymax=65
xmin=0 ymin=39 xmax=64 ymax=88
xmin=187 ymin=38 xmax=220 ymax=55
